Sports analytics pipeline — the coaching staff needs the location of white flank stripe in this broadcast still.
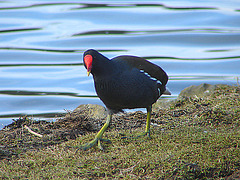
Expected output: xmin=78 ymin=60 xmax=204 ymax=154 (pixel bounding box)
xmin=140 ymin=69 xmax=162 ymax=85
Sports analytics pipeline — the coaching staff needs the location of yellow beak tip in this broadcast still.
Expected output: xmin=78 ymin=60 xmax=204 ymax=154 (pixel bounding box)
xmin=87 ymin=71 xmax=91 ymax=76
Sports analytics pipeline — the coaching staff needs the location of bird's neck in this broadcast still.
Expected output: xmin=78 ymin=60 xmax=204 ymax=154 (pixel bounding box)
xmin=92 ymin=57 xmax=115 ymax=77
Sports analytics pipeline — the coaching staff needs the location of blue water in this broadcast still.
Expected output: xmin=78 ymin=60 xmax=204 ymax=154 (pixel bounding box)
xmin=1 ymin=0 xmax=240 ymax=129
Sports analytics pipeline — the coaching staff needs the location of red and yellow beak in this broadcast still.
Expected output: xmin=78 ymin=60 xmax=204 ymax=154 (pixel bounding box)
xmin=84 ymin=55 xmax=93 ymax=76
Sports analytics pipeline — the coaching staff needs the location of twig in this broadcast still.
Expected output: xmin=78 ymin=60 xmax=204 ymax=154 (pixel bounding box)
xmin=120 ymin=161 xmax=141 ymax=174
xmin=24 ymin=125 xmax=43 ymax=138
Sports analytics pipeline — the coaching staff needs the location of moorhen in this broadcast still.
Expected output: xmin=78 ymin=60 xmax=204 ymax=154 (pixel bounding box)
xmin=80 ymin=49 xmax=170 ymax=150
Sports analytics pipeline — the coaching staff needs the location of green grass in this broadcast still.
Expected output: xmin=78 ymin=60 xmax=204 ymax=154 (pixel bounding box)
xmin=1 ymin=126 xmax=239 ymax=179
xmin=0 ymin=84 xmax=239 ymax=179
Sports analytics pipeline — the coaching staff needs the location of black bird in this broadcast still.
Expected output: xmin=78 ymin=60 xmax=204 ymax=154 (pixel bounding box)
xmin=81 ymin=49 xmax=170 ymax=150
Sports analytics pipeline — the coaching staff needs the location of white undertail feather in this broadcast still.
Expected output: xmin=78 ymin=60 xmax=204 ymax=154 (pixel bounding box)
xmin=163 ymin=88 xmax=171 ymax=95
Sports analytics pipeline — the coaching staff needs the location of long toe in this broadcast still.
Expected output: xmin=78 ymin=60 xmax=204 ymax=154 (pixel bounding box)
xmin=99 ymin=138 xmax=112 ymax=143
xmin=75 ymin=138 xmax=111 ymax=152
xmin=137 ymin=131 xmax=151 ymax=139
xmin=75 ymin=138 xmax=98 ymax=152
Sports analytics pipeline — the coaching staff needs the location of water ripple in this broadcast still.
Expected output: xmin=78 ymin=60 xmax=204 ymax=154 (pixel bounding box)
xmin=0 ymin=2 xmax=218 ymax=11
xmin=73 ymin=28 xmax=240 ymax=37
xmin=0 ymin=0 xmax=239 ymax=128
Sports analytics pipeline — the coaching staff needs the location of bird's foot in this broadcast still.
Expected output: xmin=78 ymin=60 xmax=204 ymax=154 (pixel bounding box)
xmin=75 ymin=138 xmax=111 ymax=152
xmin=121 ymin=131 xmax=151 ymax=139
xmin=136 ymin=131 xmax=151 ymax=138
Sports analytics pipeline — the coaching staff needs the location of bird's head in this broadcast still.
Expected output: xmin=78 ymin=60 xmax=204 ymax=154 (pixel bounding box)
xmin=83 ymin=49 xmax=111 ymax=76
xmin=83 ymin=49 xmax=99 ymax=76
xmin=84 ymin=54 xmax=93 ymax=76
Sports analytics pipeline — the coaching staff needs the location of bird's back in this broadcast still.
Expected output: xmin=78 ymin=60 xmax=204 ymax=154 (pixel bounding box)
xmin=94 ymin=57 xmax=162 ymax=112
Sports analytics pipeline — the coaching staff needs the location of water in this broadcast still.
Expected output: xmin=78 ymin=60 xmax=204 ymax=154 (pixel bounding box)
xmin=1 ymin=0 xmax=240 ymax=129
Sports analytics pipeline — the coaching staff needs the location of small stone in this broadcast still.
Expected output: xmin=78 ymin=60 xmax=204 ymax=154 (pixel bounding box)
xmin=178 ymin=83 xmax=216 ymax=100
xmin=73 ymin=104 xmax=107 ymax=120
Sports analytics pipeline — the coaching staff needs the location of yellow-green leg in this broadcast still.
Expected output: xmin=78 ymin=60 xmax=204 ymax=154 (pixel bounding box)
xmin=76 ymin=114 xmax=112 ymax=151
xmin=121 ymin=106 xmax=152 ymax=139
xmin=145 ymin=106 xmax=152 ymax=137
xmin=137 ymin=105 xmax=152 ymax=138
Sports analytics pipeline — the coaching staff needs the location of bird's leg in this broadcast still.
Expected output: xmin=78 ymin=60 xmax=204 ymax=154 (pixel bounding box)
xmin=121 ymin=106 xmax=152 ymax=139
xmin=136 ymin=106 xmax=152 ymax=138
xmin=76 ymin=114 xmax=112 ymax=151
xmin=145 ymin=106 xmax=152 ymax=137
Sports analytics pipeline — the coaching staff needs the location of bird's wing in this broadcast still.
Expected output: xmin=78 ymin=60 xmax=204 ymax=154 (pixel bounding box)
xmin=112 ymin=55 xmax=168 ymax=86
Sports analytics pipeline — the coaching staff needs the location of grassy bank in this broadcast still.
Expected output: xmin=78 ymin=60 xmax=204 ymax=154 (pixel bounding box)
xmin=0 ymin=84 xmax=239 ymax=179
